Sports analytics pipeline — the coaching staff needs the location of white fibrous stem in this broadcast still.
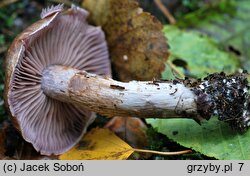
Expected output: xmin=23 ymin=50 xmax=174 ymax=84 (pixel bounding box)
xmin=41 ymin=65 xmax=201 ymax=119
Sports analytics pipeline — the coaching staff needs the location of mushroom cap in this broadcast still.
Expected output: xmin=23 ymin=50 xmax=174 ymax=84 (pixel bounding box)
xmin=4 ymin=5 xmax=111 ymax=155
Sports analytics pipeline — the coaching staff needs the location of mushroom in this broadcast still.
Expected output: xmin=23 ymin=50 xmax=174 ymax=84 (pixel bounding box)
xmin=4 ymin=5 xmax=110 ymax=155
xmin=4 ymin=5 xmax=250 ymax=155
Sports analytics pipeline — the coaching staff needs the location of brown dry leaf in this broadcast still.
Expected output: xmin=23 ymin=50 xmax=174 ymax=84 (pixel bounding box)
xmin=82 ymin=0 xmax=169 ymax=81
xmin=105 ymin=116 xmax=150 ymax=159
xmin=105 ymin=117 xmax=147 ymax=150
xmin=59 ymin=128 xmax=134 ymax=160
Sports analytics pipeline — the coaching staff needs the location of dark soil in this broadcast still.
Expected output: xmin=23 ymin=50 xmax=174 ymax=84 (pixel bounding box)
xmin=193 ymin=72 xmax=250 ymax=133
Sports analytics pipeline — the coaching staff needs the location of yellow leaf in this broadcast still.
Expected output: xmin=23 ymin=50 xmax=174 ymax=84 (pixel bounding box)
xmin=59 ymin=128 xmax=134 ymax=160
xmin=82 ymin=0 xmax=169 ymax=81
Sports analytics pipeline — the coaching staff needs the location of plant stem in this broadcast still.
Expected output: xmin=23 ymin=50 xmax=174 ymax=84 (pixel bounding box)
xmin=41 ymin=65 xmax=200 ymax=119
xmin=132 ymin=148 xmax=192 ymax=155
xmin=154 ymin=0 xmax=176 ymax=25
xmin=41 ymin=65 xmax=250 ymax=133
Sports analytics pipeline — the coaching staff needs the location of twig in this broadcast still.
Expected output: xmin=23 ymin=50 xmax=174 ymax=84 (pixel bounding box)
xmin=2 ymin=28 xmax=14 ymax=36
xmin=154 ymin=0 xmax=176 ymax=25
xmin=0 ymin=0 xmax=18 ymax=8
xmin=132 ymin=148 xmax=192 ymax=155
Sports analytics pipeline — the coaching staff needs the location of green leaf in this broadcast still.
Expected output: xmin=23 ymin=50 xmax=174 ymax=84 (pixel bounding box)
xmin=157 ymin=20 xmax=248 ymax=160
xmin=161 ymin=63 xmax=176 ymax=80
xmin=162 ymin=25 xmax=240 ymax=78
xmin=178 ymin=0 xmax=250 ymax=71
xmin=146 ymin=118 xmax=250 ymax=159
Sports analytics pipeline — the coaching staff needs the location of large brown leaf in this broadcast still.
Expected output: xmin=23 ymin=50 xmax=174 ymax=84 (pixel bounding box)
xmin=105 ymin=116 xmax=148 ymax=149
xmin=82 ymin=0 xmax=169 ymax=81
xmin=105 ymin=116 xmax=150 ymax=159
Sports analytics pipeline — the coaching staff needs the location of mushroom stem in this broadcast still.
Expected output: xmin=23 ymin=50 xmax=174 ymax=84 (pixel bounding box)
xmin=41 ymin=65 xmax=200 ymax=119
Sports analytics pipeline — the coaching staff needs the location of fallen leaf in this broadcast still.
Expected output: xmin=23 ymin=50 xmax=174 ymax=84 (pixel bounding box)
xmin=178 ymin=0 xmax=250 ymax=71
xmin=59 ymin=128 xmax=134 ymax=160
xmin=149 ymin=25 xmax=248 ymax=160
xmin=59 ymin=128 xmax=191 ymax=160
xmin=105 ymin=117 xmax=148 ymax=149
xmin=147 ymin=118 xmax=250 ymax=160
xmin=105 ymin=116 xmax=150 ymax=159
xmin=162 ymin=25 xmax=239 ymax=78
xmin=82 ymin=0 xmax=169 ymax=81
